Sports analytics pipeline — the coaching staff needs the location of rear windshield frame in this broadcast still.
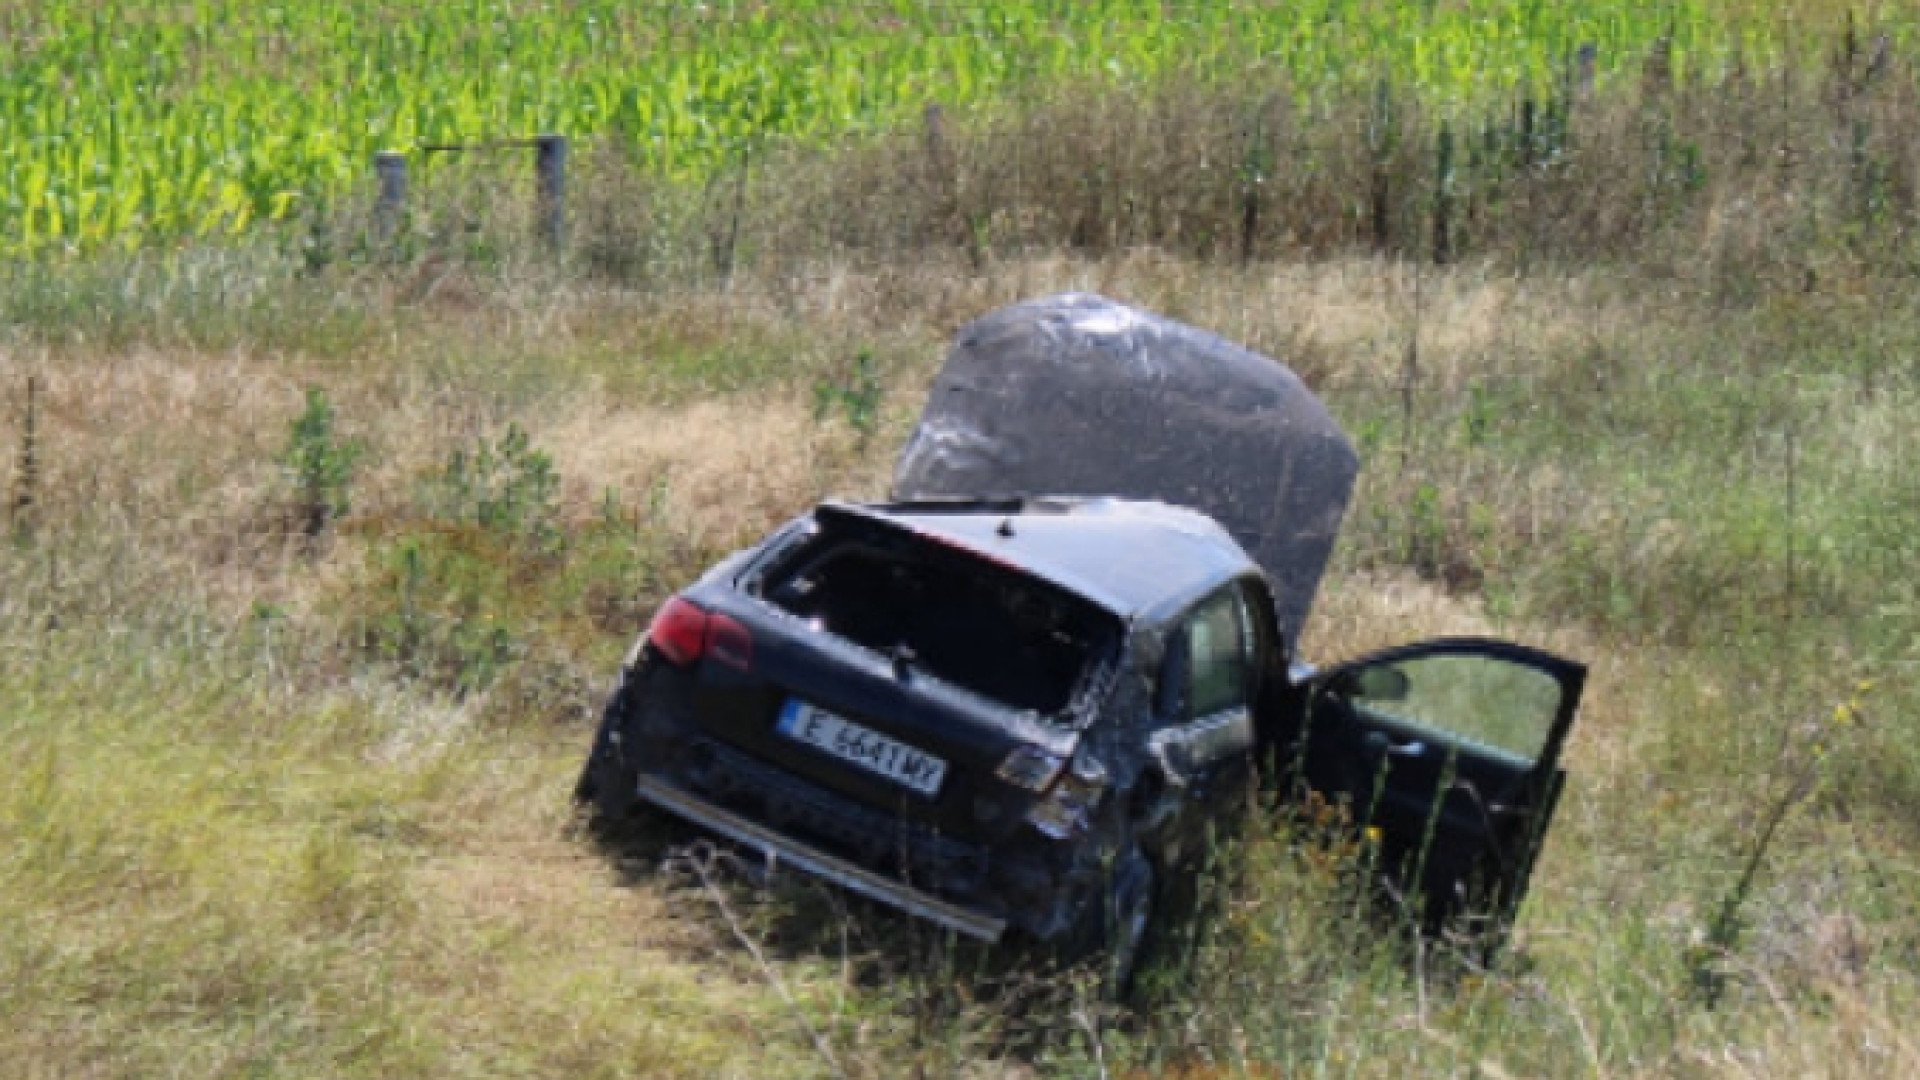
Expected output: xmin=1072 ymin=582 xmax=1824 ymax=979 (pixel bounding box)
xmin=747 ymin=519 xmax=1122 ymax=726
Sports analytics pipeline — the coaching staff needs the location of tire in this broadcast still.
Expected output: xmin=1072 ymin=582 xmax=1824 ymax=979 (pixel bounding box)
xmin=575 ymin=673 xmax=641 ymax=822
xmin=1101 ymin=850 xmax=1156 ymax=999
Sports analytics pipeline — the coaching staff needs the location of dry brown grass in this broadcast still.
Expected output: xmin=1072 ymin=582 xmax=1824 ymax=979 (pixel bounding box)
xmin=541 ymin=393 xmax=890 ymax=548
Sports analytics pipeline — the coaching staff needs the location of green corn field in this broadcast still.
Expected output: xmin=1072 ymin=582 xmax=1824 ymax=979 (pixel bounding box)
xmin=0 ymin=0 xmax=1900 ymax=256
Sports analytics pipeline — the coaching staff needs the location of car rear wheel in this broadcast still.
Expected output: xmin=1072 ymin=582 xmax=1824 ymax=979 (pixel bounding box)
xmin=576 ymin=674 xmax=642 ymax=822
xmin=1101 ymin=850 xmax=1155 ymax=998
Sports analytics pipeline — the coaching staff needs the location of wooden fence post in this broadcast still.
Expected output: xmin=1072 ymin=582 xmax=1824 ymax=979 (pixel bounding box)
xmin=374 ymin=151 xmax=407 ymax=239
xmin=1576 ymin=43 xmax=1598 ymax=100
xmin=535 ymin=134 xmax=568 ymax=249
xmin=1519 ymin=97 xmax=1537 ymax=166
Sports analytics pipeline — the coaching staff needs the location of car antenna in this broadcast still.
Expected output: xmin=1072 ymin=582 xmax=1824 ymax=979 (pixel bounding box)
xmin=997 ymin=516 xmax=1015 ymax=538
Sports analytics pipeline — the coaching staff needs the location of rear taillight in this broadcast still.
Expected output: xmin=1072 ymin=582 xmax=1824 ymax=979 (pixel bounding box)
xmin=648 ymin=597 xmax=708 ymax=666
xmin=647 ymin=596 xmax=753 ymax=671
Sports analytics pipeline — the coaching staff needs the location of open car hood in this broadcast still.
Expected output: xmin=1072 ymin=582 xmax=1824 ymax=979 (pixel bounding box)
xmin=892 ymin=293 xmax=1359 ymax=651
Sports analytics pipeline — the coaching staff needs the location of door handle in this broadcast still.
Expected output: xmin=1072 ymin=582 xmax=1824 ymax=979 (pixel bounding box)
xmin=1363 ymin=732 xmax=1427 ymax=758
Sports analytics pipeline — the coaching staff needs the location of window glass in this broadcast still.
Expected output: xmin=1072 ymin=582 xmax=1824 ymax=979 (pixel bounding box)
xmin=1346 ymin=654 xmax=1563 ymax=762
xmin=1187 ymin=589 xmax=1253 ymax=718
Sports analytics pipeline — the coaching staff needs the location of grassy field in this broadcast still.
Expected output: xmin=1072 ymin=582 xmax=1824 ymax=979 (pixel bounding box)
xmin=2 ymin=0 xmax=1908 ymax=253
xmin=5 ymin=6 xmax=1920 ymax=1079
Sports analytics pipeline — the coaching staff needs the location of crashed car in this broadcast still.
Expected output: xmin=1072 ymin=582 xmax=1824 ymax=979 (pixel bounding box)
xmin=577 ymin=293 xmax=1585 ymax=979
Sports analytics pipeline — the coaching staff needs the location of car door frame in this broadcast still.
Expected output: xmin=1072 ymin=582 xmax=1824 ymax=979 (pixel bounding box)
xmin=1291 ymin=636 xmax=1587 ymax=934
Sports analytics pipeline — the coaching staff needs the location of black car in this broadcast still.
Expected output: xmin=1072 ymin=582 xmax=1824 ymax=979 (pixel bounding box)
xmin=577 ymin=294 xmax=1585 ymax=980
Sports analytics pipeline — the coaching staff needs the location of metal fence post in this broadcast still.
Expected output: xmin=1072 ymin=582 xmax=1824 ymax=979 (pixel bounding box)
xmin=374 ymin=151 xmax=407 ymax=240
xmin=535 ymin=134 xmax=567 ymax=249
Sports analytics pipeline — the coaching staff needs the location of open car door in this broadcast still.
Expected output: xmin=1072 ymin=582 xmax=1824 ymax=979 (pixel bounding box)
xmin=1292 ymin=638 xmax=1586 ymax=939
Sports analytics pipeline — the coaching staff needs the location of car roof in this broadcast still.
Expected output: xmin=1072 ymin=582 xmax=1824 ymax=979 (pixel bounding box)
xmin=828 ymin=497 xmax=1259 ymax=623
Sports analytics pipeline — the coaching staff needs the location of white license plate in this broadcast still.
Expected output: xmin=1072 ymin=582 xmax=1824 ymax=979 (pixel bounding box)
xmin=776 ymin=700 xmax=948 ymax=797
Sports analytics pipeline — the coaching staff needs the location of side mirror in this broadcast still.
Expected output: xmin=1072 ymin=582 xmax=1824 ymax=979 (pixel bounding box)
xmin=1332 ymin=663 xmax=1411 ymax=702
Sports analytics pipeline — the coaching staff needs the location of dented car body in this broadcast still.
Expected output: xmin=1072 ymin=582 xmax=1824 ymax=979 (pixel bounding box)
xmin=578 ymin=294 xmax=1586 ymax=970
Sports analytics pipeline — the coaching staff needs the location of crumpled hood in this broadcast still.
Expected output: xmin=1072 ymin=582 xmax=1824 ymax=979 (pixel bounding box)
xmin=892 ymin=292 xmax=1359 ymax=651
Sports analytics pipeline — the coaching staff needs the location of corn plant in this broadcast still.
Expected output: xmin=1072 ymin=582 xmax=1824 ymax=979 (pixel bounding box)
xmin=0 ymin=0 xmax=1881 ymax=255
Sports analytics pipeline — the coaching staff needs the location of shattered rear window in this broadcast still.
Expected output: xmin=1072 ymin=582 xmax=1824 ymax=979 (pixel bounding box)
xmin=763 ymin=530 xmax=1119 ymax=718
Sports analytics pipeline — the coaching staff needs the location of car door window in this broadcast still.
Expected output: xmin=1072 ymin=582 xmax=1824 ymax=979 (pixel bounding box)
xmin=1340 ymin=652 xmax=1563 ymax=764
xmin=1149 ymin=585 xmax=1261 ymax=787
xmin=1186 ymin=588 xmax=1254 ymax=720
xmin=1167 ymin=584 xmax=1259 ymax=718
xmin=1149 ymin=586 xmax=1259 ymax=730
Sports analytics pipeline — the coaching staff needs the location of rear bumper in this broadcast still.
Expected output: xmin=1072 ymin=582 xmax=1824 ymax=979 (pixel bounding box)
xmin=634 ymin=773 xmax=1008 ymax=942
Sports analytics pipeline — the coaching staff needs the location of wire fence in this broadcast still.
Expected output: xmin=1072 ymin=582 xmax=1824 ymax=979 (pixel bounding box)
xmin=344 ymin=38 xmax=1920 ymax=290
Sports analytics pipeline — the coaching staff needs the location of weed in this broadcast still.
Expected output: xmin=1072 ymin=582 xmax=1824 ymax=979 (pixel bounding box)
xmin=1692 ymin=679 xmax=1876 ymax=1005
xmin=1460 ymin=384 xmax=1498 ymax=448
xmin=813 ymin=349 xmax=884 ymax=445
xmin=9 ymin=375 xmax=38 ymax=539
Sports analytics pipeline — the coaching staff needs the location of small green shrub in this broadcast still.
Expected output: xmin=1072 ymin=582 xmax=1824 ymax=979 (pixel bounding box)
xmin=345 ymin=424 xmax=660 ymax=699
xmin=421 ymin=423 xmax=560 ymax=550
xmin=280 ymin=387 xmax=364 ymax=538
xmin=357 ymin=533 xmax=521 ymax=695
